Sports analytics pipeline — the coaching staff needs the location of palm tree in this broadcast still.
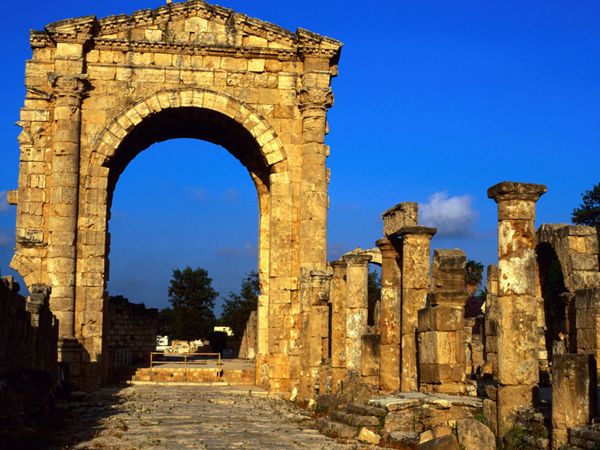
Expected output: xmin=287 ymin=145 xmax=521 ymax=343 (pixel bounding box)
xmin=465 ymin=260 xmax=484 ymax=297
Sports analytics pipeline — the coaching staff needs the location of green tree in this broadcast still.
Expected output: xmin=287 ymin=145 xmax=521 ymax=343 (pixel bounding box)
xmin=465 ymin=260 xmax=484 ymax=297
xmin=220 ymin=271 xmax=259 ymax=339
xmin=572 ymin=182 xmax=600 ymax=227
xmin=168 ymin=266 xmax=218 ymax=340
xmin=367 ymin=269 xmax=381 ymax=326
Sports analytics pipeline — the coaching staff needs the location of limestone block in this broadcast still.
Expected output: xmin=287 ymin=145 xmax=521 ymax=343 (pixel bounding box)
xmin=456 ymin=419 xmax=496 ymax=450
xmin=552 ymin=354 xmax=597 ymax=449
xmin=419 ymin=364 xmax=465 ymax=384
xmin=382 ymin=202 xmax=418 ymax=236
xmin=361 ymin=334 xmax=380 ymax=377
xmin=419 ymin=330 xmax=465 ymax=365
xmin=418 ymin=306 xmax=463 ymax=332
xmin=497 ymin=384 xmax=535 ymax=439
xmin=496 ymin=296 xmax=539 ymax=386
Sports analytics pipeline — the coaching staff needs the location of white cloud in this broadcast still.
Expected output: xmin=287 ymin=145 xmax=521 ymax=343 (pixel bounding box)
xmin=0 ymin=191 xmax=9 ymax=213
xmin=420 ymin=192 xmax=477 ymax=238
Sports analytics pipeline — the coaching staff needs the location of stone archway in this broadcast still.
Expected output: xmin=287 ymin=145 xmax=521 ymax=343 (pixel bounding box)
xmin=8 ymin=1 xmax=342 ymax=392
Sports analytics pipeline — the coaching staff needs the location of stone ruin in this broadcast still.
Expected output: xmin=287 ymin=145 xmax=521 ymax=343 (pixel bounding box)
xmin=2 ymin=1 xmax=600 ymax=448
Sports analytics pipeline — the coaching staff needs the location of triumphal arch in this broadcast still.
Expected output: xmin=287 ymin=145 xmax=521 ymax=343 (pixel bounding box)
xmin=7 ymin=0 xmax=341 ymax=391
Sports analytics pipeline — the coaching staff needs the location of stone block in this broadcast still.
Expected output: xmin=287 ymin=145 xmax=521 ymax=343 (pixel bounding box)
xmin=418 ymin=305 xmax=464 ymax=332
xmin=456 ymin=419 xmax=496 ymax=450
xmin=417 ymin=434 xmax=459 ymax=450
xmin=497 ymin=384 xmax=535 ymax=438
xmin=382 ymin=202 xmax=418 ymax=236
xmin=419 ymin=363 xmax=465 ymax=384
xmin=419 ymin=330 xmax=465 ymax=365
xmin=552 ymin=354 xmax=597 ymax=449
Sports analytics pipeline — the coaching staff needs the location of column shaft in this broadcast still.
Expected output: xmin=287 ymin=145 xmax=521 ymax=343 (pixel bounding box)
xmin=399 ymin=226 xmax=436 ymax=392
xmin=488 ymin=181 xmax=546 ymax=439
xmin=377 ymin=237 xmax=402 ymax=391
xmin=343 ymin=254 xmax=372 ymax=371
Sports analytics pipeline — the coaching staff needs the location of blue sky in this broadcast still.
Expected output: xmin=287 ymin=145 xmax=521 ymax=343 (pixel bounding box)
xmin=1 ymin=0 xmax=599 ymax=313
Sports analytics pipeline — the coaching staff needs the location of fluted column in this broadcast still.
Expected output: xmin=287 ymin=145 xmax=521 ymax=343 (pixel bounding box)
xmin=488 ymin=181 xmax=546 ymax=439
xmin=377 ymin=237 xmax=402 ymax=391
xmin=47 ymin=73 xmax=87 ymax=339
xmin=398 ymin=226 xmax=436 ymax=391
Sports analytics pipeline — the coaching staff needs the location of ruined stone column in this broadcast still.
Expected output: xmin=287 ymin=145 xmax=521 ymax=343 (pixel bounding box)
xmin=343 ymin=253 xmax=372 ymax=372
xmin=377 ymin=237 xmax=402 ymax=392
xmin=398 ymin=226 xmax=436 ymax=392
xmin=298 ymin=56 xmax=333 ymax=271
xmin=308 ymin=270 xmax=332 ymax=399
xmin=484 ymin=265 xmax=499 ymax=377
xmin=329 ymin=260 xmax=348 ymax=390
xmin=48 ymin=73 xmax=87 ymax=340
xmin=488 ymin=181 xmax=546 ymax=439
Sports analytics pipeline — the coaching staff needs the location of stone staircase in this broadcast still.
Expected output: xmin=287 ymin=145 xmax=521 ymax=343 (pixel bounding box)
xmin=318 ymin=402 xmax=386 ymax=444
xmin=127 ymin=359 xmax=256 ymax=386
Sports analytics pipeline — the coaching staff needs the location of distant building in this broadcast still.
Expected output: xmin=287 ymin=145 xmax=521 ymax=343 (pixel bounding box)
xmin=214 ymin=326 xmax=234 ymax=337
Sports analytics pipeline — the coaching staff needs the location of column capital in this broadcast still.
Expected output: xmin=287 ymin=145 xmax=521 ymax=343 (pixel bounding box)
xmin=49 ymin=73 xmax=89 ymax=99
xmin=397 ymin=225 xmax=437 ymax=238
xmin=487 ymin=181 xmax=547 ymax=203
xmin=298 ymin=87 xmax=333 ymax=113
xmin=376 ymin=237 xmax=399 ymax=257
xmin=342 ymin=253 xmax=372 ymax=267
xmin=330 ymin=259 xmax=347 ymax=269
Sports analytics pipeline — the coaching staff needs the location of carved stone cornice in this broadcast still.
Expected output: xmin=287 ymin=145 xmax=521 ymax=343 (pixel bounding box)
xmin=298 ymin=87 xmax=333 ymax=112
xmin=48 ymin=73 xmax=89 ymax=100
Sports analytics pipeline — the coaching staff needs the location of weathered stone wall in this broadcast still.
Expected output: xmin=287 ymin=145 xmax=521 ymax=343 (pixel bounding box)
xmin=104 ymin=296 xmax=157 ymax=376
xmin=0 ymin=277 xmax=57 ymax=375
xmin=537 ymin=224 xmax=600 ymax=292
xmin=574 ymin=288 xmax=600 ymax=368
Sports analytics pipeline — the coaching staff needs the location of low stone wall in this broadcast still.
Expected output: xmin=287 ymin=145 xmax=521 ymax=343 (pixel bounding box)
xmin=104 ymin=296 xmax=157 ymax=377
xmin=0 ymin=276 xmax=58 ymax=447
xmin=0 ymin=276 xmax=57 ymax=374
xmin=567 ymin=424 xmax=600 ymax=449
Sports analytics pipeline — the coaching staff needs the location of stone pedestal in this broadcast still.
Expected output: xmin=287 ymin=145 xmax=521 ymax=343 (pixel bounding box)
xmin=488 ymin=181 xmax=546 ymax=439
xmin=343 ymin=253 xmax=372 ymax=372
xmin=398 ymin=226 xmax=436 ymax=391
xmin=551 ymin=354 xmax=597 ymax=449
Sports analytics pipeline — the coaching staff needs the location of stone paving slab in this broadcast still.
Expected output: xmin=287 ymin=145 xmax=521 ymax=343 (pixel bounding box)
xmin=49 ymin=385 xmax=373 ymax=449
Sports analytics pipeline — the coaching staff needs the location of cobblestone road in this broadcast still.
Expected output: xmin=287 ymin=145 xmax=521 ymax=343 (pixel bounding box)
xmin=49 ymin=384 xmax=370 ymax=449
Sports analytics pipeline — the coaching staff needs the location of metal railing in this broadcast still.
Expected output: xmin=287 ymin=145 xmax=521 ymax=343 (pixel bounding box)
xmin=149 ymin=352 xmax=222 ymax=382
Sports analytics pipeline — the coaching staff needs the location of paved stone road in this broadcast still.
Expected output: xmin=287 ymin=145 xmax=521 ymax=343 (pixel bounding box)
xmin=49 ymin=384 xmax=371 ymax=449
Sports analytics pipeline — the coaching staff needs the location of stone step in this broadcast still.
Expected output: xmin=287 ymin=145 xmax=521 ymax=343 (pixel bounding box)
xmin=130 ymin=368 xmax=255 ymax=384
xmin=346 ymin=402 xmax=387 ymax=418
xmin=330 ymin=410 xmax=380 ymax=427
xmin=318 ymin=419 xmax=358 ymax=439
